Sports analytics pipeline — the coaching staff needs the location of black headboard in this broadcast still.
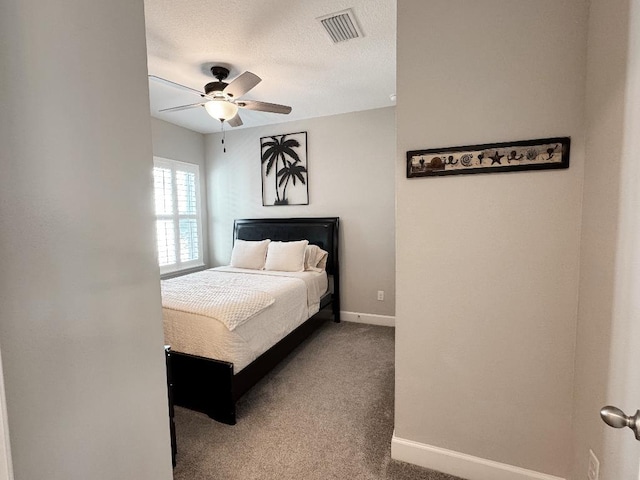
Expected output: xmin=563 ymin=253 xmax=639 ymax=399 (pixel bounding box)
xmin=233 ymin=217 xmax=341 ymax=321
xmin=233 ymin=217 xmax=339 ymax=277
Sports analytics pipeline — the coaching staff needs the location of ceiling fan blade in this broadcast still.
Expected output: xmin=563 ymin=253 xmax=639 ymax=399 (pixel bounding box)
xmin=159 ymin=102 xmax=205 ymax=113
xmin=149 ymin=75 xmax=205 ymax=98
xmin=237 ymin=100 xmax=292 ymax=114
xmin=223 ymin=71 xmax=261 ymax=99
xmin=227 ymin=112 xmax=243 ymax=127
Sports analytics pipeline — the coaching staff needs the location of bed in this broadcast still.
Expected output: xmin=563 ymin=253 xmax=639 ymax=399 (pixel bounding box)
xmin=164 ymin=217 xmax=340 ymax=425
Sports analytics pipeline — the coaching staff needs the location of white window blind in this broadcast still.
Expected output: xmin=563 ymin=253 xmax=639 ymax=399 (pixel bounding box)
xmin=153 ymin=157 xmax=204 ymax=274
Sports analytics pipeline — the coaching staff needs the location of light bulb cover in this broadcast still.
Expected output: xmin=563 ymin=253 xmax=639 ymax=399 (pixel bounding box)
xmin=204 ymin=99 xmax=239 ymax=121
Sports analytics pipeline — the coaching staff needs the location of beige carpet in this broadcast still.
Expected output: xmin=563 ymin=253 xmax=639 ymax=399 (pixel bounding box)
xmin=172 ymin=321 xmax=464 ymax=480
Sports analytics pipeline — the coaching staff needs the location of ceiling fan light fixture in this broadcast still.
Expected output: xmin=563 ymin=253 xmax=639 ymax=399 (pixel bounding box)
xmin=204 ymin=99 xmax=238 ymax=121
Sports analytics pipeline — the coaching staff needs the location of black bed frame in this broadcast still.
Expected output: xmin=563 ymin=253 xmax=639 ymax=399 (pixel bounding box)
xmin=170 ymin=217 xmax=340 ymax=425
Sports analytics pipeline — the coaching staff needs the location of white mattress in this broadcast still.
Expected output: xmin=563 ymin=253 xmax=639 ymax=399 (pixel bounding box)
xmin=162 ymin=267 xmax=328 ymax=373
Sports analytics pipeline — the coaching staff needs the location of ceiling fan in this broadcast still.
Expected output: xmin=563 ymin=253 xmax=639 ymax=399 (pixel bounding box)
xmin=150 ymin=66 xmax=292 ymax=127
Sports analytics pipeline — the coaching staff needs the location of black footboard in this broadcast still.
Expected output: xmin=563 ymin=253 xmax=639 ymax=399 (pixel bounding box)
xmin=171 ymin=305 xmax=334 ymax=425
xmin=171 ymin=352 xmax=236 ymax=424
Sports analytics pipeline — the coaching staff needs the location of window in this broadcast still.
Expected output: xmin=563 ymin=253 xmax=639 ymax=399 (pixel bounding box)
xmin=153 ymin=157 xmax=204 ymax=274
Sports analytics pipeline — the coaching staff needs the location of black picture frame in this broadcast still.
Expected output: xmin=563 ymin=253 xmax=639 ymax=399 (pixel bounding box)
xmin=260 ymin=131 xmax=309 ymax=206
xmin=406 ymin=137 xmax=570 ymax=178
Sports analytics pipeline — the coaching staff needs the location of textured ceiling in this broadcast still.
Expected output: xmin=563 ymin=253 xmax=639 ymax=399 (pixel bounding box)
xmin=144 ymin=0 xmax=396 ymax=134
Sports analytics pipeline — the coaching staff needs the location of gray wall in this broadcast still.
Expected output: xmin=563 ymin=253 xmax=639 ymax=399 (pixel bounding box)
xmin=395 ymin=0 xmax=588 ymax=477
xmin=0 ymin=0 xmax=173 ymax=479
xmin=572 ymin=0 xmax=640 ymax=478
xmin=151 ymin=117 xmax=209 ymax=265
xmin=205 ymin=107 xmax=396 ymax=317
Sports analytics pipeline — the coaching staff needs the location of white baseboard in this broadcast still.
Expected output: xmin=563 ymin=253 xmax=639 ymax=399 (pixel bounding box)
xmin=341 ymin=311 xmax=395 ymax=327
xmin=0 ymin=349 xmax=13 ymax=480
xmin=391 ymin=434 xmax=565 ymax=480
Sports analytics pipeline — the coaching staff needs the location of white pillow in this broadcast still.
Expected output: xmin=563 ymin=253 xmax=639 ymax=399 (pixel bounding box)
xmin=264 ymin=240 xmax=309 ymax=272
xmin=230 ymin=239 xmax=270 ymax=270
xmin=304 ymin=245 xmax=329 ymax=272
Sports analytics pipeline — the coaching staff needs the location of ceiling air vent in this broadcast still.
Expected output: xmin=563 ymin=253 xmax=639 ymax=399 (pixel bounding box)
xmin=317 ymin=8 xmax=363 ymax=43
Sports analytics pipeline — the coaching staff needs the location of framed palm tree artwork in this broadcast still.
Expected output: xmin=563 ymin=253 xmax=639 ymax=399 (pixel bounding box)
xmin=260 ymin=131 xmax=309 ymax=206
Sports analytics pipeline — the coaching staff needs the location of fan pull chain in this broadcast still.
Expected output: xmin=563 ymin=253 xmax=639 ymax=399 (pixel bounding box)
xmin=221 ymin=120 xmax=226 ymax=153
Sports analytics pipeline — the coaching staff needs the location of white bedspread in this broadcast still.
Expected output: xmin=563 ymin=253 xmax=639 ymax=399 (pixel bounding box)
xmin=212 ymin=266 xmax=325 ymax=310
xmin=162 ymin=268 xmax=328 ymax=372
xmin=161 ymin=270 xmax=279 ymax=331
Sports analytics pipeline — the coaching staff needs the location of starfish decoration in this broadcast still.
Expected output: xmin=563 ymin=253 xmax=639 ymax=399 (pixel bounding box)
xmin=489 ymin=151 xmax=505 ymax=165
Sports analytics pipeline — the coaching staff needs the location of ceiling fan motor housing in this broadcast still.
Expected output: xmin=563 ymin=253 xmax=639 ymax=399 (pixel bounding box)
xmin=205 ymin=66 xmax=231 ymax=96
xmin=204 ymin=81 xmax=228 ymax=95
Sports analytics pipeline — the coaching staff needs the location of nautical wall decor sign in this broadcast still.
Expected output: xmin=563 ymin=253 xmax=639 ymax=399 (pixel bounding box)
xmin=406 ymin=137 xmax=570 ymax=178
xmin=261 ymin=131 xmax=309 ymax=206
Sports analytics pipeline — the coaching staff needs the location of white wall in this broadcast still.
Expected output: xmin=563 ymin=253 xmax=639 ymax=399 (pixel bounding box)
xmin=151 ymin=117 xmax=209 ymax=265
xmin=0 ymin=1 xmax=173 ymax=479
xmin=395 ymin=1 xmax=588 ymax=478
xmin=205 ymin=107 xmax=396 ymax=317
xmin=572 ymin=0 xmax=640 ymax=478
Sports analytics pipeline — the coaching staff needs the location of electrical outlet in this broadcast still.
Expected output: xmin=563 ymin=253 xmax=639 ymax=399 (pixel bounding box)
xmin=588 ymin=449 xmax=599 ymax=480
xmin=377 ymin=290 xmax=384 ymax=301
